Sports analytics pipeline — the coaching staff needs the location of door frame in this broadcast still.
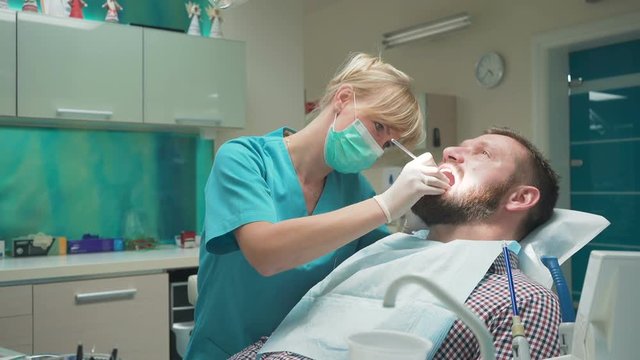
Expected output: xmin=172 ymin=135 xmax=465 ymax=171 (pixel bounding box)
xmin=531 ymin=11 xmax=640 ymax=208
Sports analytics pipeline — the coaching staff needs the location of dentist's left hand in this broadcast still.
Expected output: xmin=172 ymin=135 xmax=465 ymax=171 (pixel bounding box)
xmin=373 ymin=152 xmax=450 ymax=223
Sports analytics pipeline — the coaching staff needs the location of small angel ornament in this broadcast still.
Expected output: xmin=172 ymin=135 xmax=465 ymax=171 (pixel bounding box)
xmin=68 ymin=0 xmax=87 ymax=19
xmin=185 ymin=1 xmax=202 ymax=36
xmin=22 ymin=0 xmax=39 ymax=12
xmin=102 ymin=0 xmax=123 ymax=23
xmin=206 ymin=1 xmax=223 ymax=38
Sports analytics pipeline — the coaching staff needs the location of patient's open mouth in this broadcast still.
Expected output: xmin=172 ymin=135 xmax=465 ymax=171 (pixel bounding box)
xmin=440 ymin=169 xmax=455 ymax=186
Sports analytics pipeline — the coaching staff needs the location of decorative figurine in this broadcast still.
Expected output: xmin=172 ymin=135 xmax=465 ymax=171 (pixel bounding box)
xmin=185 ymin=1 xmax=201 ymax=36
xmin=41 ymin=0 xmax=69 ymax=17
xmin=102 ymin=0 xmax=123 ymax=23
xmin=22 ymin=0 xmax=39 ymax=12
xmin=206 ymin=1 xmax=223 ymax=38
xmin=0 ymin=0 xmax=9 ymax=10
xmin=68 ymin=0 xmax=87 ymax=19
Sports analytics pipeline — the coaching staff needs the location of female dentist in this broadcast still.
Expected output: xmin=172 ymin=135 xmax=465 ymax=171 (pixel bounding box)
xmin=185 ymin=53 xmax=451 ymax=359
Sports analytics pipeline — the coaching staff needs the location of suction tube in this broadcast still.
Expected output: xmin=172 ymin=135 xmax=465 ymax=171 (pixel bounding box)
xmin=541 ymin=256 xmax=576 ymax=322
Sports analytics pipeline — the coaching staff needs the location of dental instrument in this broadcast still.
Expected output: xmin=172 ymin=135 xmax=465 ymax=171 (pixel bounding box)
xmin=503 ymin=242 xmax=531 ymax=360
xmin=391 ymin=139 xmax=417 ymax=159
xmin=383 ymin=274 xmax=496 ymax=360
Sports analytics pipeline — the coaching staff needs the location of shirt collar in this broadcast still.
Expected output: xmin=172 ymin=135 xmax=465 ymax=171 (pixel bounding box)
xmin=489 ymin=250 xmax=520 ymax=275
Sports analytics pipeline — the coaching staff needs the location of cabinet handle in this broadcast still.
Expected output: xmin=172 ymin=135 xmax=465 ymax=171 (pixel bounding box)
xmin=57 ymin=108 xmax=113 ymax=120
xmin=75 ymin=288 xmax=137 ymax=304
xmin=175 ymin=118 xmax=222 ymax=127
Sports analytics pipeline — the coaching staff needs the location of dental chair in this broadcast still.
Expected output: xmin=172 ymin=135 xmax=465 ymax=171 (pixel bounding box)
xmin=172 ymin=275 xmax=198 ymax=359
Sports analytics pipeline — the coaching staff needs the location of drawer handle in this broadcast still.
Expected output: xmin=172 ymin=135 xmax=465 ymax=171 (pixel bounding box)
xmin=175 ymin=118 xmax=222 ymax=127
xmin=57 ymin=108 xmax=113 ymax=120
xmin=75 ymin=288 xmax=137 ymax=304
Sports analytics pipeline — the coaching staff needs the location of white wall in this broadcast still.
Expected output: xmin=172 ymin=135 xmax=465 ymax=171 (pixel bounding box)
xmin=212 ymin=0 xmax=305 ymax=148
xmin=304 ymin=0 xmax=640 ymax=146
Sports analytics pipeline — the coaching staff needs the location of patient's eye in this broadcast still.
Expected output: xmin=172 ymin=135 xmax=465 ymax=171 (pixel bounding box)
xmin=475 ymin=147 xmax=491 ymax=158
xmin=374 ymin=122 xmax=385 ymax=132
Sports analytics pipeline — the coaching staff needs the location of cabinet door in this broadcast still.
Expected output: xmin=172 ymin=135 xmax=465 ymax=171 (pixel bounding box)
xmin=415 ymin=93 xmax=457 ymax=162
xmin=33 ymin=273 xmax=169 ymax=359
xmin=144 ymin=29 xmax=246 ymax=127
xmin=0 ymin=285 xmax=32 ymax=354
xmin=17 ymin=13 xmax=143 ymax=123
xmin=0 ymin=10 xmax=16 ymax=117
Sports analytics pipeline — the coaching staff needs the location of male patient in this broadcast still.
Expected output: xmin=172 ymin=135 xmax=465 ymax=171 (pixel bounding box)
xmin=231 ymin=127 xmax=562 ymax=360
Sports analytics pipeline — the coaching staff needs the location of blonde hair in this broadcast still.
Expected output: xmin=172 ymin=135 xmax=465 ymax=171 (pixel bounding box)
xmin=318 ymin=53 xmax=424 ymax=146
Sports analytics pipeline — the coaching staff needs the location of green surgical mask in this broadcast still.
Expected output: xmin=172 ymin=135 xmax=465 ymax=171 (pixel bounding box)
xmin=324 ymin=97 xmax=384 ymax=173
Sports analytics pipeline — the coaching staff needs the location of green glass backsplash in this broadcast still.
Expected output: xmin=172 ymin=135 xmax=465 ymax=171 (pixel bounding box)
xmin=7 ymin=0 xmax=218 ymax=36
xmin=0 ymin=127 xmax=211 ymax=242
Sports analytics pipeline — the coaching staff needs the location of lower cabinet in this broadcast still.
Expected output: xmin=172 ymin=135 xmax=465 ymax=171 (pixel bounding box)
xmin=0 ymin=285 xmax=33 ymax=355
xmin=33 ymin=273 xmax=169 ymax=359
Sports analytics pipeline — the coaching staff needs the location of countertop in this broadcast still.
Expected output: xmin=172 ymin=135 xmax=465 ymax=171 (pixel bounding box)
xmin=0 ymin=246 xmax=199 ymax=285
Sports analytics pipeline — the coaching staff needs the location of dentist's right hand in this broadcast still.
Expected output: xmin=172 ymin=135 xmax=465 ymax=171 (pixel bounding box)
xmin=373 ymin=152 xmax=450 ymax=223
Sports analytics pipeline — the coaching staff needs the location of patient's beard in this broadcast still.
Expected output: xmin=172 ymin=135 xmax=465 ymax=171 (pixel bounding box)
xmin=411 ymin=177 xmax=515 ymax=226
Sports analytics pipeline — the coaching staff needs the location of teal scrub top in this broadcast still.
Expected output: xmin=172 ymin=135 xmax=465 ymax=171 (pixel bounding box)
xmin=185 ymin=128 xmax=389 ymax=359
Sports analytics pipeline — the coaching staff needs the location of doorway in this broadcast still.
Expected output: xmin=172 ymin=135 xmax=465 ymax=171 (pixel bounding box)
xmin=532 ymin=12 xmax=640 ymax=301
xmin=568 ymin=39 xmax=640 ymax=299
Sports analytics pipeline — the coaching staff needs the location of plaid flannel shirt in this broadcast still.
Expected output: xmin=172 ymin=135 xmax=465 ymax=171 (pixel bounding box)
xmin=230 ymin=252 xmax=562 ymax=360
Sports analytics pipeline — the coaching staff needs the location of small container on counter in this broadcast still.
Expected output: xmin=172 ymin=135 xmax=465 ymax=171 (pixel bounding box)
xmin=67 ymin=234 xmax=124 ymax=254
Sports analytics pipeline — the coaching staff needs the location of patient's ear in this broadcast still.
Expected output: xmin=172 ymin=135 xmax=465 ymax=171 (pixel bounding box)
xmin=505 ymin=185 xmax=540 ymax=212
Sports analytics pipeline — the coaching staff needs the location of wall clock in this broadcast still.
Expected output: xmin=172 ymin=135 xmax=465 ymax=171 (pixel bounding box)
xmin=475 ymin=52 xmax=505 ymax=88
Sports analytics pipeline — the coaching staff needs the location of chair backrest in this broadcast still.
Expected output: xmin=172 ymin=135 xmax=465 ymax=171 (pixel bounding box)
xmin=188 ymin=274 xmax=198 ymax=306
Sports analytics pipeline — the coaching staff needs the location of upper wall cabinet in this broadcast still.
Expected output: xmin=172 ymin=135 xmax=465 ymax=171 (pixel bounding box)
xmin=0 ymin=10 xmax=16 ymax=117
xmin=17 ymin=13 xmax=143 ymax=123
xmin=144 ymin=29 xmax=246 ymax=128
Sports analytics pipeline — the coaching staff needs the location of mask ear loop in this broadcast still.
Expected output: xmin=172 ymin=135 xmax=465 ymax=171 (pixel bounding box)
xmin=353 ymin=91 xmax=358 ymax=123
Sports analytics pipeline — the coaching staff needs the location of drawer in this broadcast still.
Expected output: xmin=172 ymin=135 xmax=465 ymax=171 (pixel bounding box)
xmin=0 ymin=315 xmax=32 ymax=353
xmin=0 ymin=285 xmax=32 ymax=317
xmin=33 ymin=273 xmax=169 ymax=359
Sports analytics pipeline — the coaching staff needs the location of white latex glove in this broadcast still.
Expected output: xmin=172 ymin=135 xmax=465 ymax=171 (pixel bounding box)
xmin=373 ymin=152 xmax=450 ymax=223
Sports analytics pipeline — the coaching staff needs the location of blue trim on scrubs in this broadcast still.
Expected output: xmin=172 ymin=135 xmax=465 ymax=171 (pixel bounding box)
xmin=185 ymin=128 xmax=389 ymax=359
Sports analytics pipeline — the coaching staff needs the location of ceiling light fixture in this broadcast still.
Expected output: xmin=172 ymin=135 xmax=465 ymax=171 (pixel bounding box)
xmin=382 ymin=12 xmax=471 ymax=49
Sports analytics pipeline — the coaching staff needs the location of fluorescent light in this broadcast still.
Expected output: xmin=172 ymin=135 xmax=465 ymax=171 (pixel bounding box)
xmin=588 ymin=91 xmax=627 ymax=102
xmin=382 ymin=12 xmax=471 ymax=49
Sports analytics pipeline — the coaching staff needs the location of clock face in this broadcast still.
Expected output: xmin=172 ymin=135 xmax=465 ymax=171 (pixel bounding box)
xmin=475 ymin=52 xmax=505 ymax=88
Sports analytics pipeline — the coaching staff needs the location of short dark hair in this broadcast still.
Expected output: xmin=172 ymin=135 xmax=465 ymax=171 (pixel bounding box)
xmin=484 ymin=127 xmax=560 ymax=236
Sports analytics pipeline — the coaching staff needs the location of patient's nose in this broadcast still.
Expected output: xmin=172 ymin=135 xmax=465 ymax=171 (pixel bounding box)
xmin=443 ymin=147 xmax=464 ymax=163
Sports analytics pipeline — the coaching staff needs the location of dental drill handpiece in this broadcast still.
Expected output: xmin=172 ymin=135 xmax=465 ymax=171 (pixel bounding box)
xmin=391 ymin=139 xmax=417 ymax=159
